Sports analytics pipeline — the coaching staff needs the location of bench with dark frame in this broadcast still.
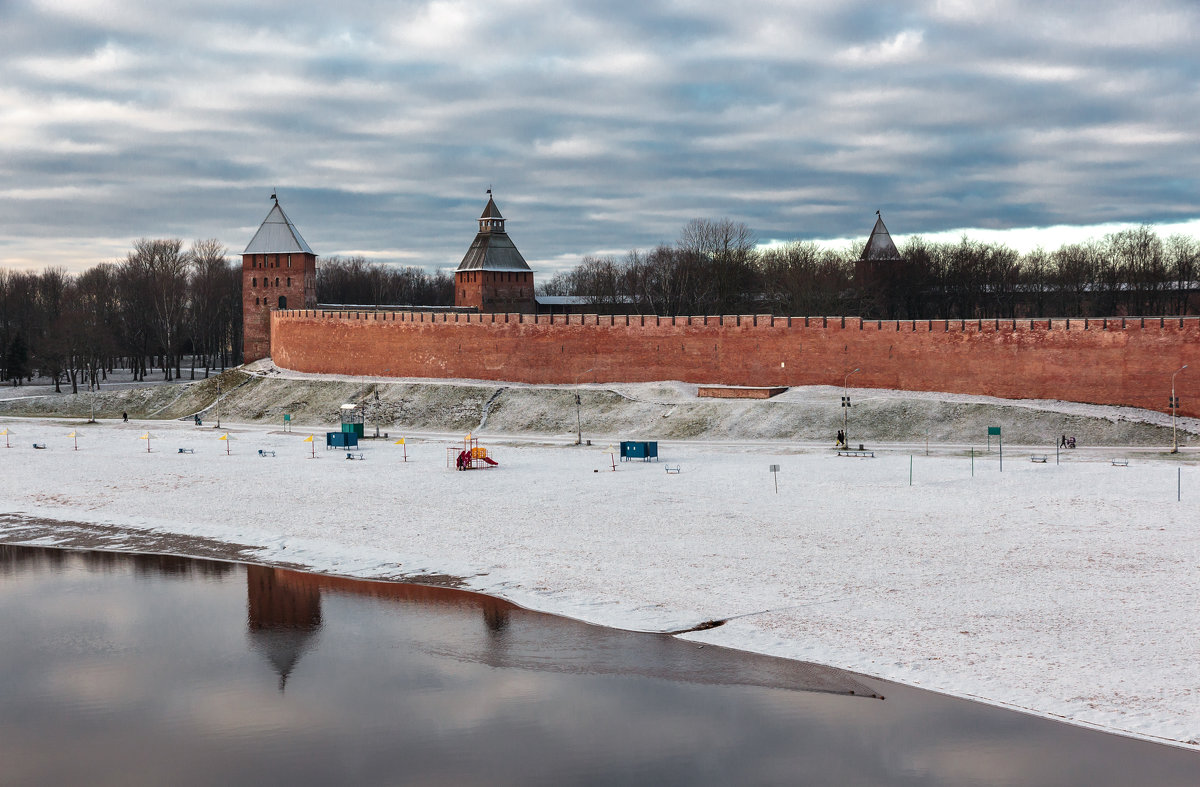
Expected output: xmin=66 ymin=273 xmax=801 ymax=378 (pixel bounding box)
xmin=257 ymin=449 xmax=275 ymax=458
xmin=1111 ymin=458 xmax=1129 ymax=467
xmin=665 ymin=465 xmax=681 ymax=474
xmin=346 ymin=452 xmax=365 ymax=460
xmin=1031 ymin=455 xmax=1048 ymax=463
xmin=177 ymin=448 xmax=195 ymax=454
xmin=32 ymin=443 xmax=46 ymax=450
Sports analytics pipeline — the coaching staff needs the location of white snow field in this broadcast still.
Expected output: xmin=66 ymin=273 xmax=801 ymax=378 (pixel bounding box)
xmin=0 ymin=413 xmax=1197 ymax=748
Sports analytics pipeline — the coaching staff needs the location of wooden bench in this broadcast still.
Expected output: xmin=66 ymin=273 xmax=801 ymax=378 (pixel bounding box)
xmin=32 ymin=443 xmax=46 ymax=450
xmin=837 ymin=450 xmax=874 ymax=458
xmin=1111 ymin=458 xmax=1129 ymax=467
xmin=346 ymin=452 xmax=365 ymax=460
xmin=177 ymin=448 xmax=195 ymax=454
xmin=1030 ymin=455 xmax=1048 ymax=463
xmin=257 ymin=449 xmax=275 ymax=458
xmin=665 ymin=465 xmax=681 ymax=474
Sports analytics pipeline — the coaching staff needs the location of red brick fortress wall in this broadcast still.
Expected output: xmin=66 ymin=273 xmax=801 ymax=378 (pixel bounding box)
xmin=270 ymin=312 xmax=1200 ymax=417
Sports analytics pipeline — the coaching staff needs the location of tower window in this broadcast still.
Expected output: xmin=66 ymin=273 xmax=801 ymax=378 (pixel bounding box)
xmin=252 ymin=277 xmax=257 ymax=287
xmin=275 ymin=278 xmax=280 ymax=286
xmin=287 ymin=277 xmax=292 ymax=287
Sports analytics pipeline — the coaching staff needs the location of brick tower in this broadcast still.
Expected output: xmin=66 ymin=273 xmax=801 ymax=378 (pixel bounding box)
xmin=855 ymin=211 xmax=904 ymax=319
xmin=454 ymin=193 xmax=535 ymax=313
xmin=242 ymin=196 xmax=317 ymax=362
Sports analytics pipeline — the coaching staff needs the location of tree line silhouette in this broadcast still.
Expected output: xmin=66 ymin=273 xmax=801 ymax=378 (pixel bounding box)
xmin=0 ymin=246 xmax=451 ymax=388
xmin=540 ymin=220 xmax=1200 ymax=319
xmin=1 ymin=239 xmax=241 ymax=390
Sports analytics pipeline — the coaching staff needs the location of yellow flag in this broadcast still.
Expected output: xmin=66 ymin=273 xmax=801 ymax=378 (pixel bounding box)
xmin=67 ymin=431 xmax=76 ymax=438
xmin=139 ymin=432 xmax=150 ymax=440
xmin=394 ymin=438 xmax=405 ymax=445
xmin=303 ymin=434 xmax=314 ymax=443
xmin=218 ymin=433 xmax=229 ymax=441
xmin=0 ymin=429 xmax=8 ymax=435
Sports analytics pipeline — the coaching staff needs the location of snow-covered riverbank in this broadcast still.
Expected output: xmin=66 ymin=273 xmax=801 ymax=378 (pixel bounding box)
xmin=1 ymin=408 xmax=1198 ymax=747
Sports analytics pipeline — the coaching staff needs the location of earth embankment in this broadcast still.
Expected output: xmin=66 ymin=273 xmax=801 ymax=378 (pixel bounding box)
xmin=0 ymin=364 xmax=1194 ymax=448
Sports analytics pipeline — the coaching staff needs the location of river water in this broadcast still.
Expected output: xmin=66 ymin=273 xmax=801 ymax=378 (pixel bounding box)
xmin=0 ymin=544 xmax=1196 ymax=785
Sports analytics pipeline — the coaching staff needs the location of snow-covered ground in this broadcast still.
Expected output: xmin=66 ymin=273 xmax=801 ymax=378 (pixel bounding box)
xmin=0 ymin=411 xmax=1198 ymax=748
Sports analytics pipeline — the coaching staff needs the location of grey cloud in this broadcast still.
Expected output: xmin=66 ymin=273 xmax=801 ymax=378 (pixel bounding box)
xmin=1 ymin=0 xmax=1199 ymax=275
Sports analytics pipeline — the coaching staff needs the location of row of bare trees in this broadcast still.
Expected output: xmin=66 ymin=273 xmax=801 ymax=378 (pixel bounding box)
xmin=316 ymin=256 xmax=453 ymax=307
xmin=539 ymin=221 xmax=1200 ymax=319
xmin=0 ymin=246 xmax=456 ymax=390
xmin=0 ymin=239 xmax=242 ymax=390
xmin=873 ymin=227 xmax=1199 ymax=319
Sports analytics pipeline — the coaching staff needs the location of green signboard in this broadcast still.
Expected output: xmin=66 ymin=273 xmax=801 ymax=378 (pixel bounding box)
xmin=987 ymin=426 xmax=1001 ymax=436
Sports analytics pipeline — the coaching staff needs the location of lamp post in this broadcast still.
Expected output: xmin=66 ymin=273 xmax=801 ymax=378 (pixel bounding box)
xmin=215 ymin=379 xmax=221 ymax=429
xmin=1171 ymin=364 xmax=1188 ymax=453
xmin=373 ymin=369 xmax=390 ymax=438
xmin=574 ymin=367 xmax=594 ymax=445
xmin=842 ymin=367 xmax=860 ymax=446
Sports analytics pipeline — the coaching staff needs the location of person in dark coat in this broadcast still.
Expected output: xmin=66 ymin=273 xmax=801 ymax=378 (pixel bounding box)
xmin=122 ymin=412 xmax=128 ymax=422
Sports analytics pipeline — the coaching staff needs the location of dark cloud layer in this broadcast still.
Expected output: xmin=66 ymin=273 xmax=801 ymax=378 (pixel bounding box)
xmin=2 ymin=0 xmax=1198 ymax=273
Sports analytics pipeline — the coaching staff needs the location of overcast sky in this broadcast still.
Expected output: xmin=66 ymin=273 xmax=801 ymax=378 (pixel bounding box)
xmin=3 ymin=0 xmax=1199 ymax=276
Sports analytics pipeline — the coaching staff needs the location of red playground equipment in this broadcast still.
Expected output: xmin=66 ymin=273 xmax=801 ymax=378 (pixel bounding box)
xmin=447 ymin=434 xmax=500 ymax=470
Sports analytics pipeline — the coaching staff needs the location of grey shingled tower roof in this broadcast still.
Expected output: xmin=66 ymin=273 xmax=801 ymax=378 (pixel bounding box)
xmin=244 ymin=199 xmax=314 ymax=255
xmin=456 ymin=195 xmax=532 ymax=272
xmin=860 ymin=212 xmax=901 ymax=261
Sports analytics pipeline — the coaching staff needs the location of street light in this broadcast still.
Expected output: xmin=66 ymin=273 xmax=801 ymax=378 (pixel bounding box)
xmin=215 ymin=379 xmax=221 ymax=429
xmin=575 ymin=367 xmax=594 ymax=445
xmin=842 ymin=368 xmax=860 ymax=446
xmin=371 ymin=369 xmax=391 ymax=438
xmin=1171 ymin=364 xmax=1188 ymax=453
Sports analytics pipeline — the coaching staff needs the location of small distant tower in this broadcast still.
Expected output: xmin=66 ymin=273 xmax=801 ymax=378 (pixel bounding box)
xmin=855 ymin=211 xmax=904 ymax=319
xmin=454 ymin=193 xmax=535 ymax=313
xmin=242 ymin=195 xmax=318 ymax=362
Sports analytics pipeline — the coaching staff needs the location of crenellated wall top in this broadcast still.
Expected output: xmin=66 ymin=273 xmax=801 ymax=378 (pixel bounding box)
xmin=272 ymin=309 xmax=1200 ymax=334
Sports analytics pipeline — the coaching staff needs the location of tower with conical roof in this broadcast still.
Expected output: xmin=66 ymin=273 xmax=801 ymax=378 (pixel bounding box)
xmin=855 ymin=211 xmax=904 ymax=318
xmin=242 ymin=195 xmax=318 ymax=362
xmin=454 ymin=193 xmax=535 ymax=313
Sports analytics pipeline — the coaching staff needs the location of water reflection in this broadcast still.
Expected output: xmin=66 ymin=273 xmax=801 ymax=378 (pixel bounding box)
xmin=246 ymin=566 xmax=322 ymax=692
xmin=246 ymin=564 xmax=882 ymax=698
xmin=1 ymin=544 xmax=1197 ymax=787
xmin=0 ymin=543 xmax=235 ymax=579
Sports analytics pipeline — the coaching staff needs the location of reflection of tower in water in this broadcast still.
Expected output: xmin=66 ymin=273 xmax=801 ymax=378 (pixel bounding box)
xmin=482 ymin=601 xmax=510 ymax=635
xmin=246 ymin=565 xmax=322 ymax=692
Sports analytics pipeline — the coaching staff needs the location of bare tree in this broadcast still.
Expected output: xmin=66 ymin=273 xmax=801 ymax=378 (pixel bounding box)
xmin=127 ymin=239 xmax=190 ymax=379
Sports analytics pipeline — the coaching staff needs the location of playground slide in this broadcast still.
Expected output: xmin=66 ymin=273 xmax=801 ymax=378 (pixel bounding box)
xmin=480 ymin=456 xmax=499 ymax=466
